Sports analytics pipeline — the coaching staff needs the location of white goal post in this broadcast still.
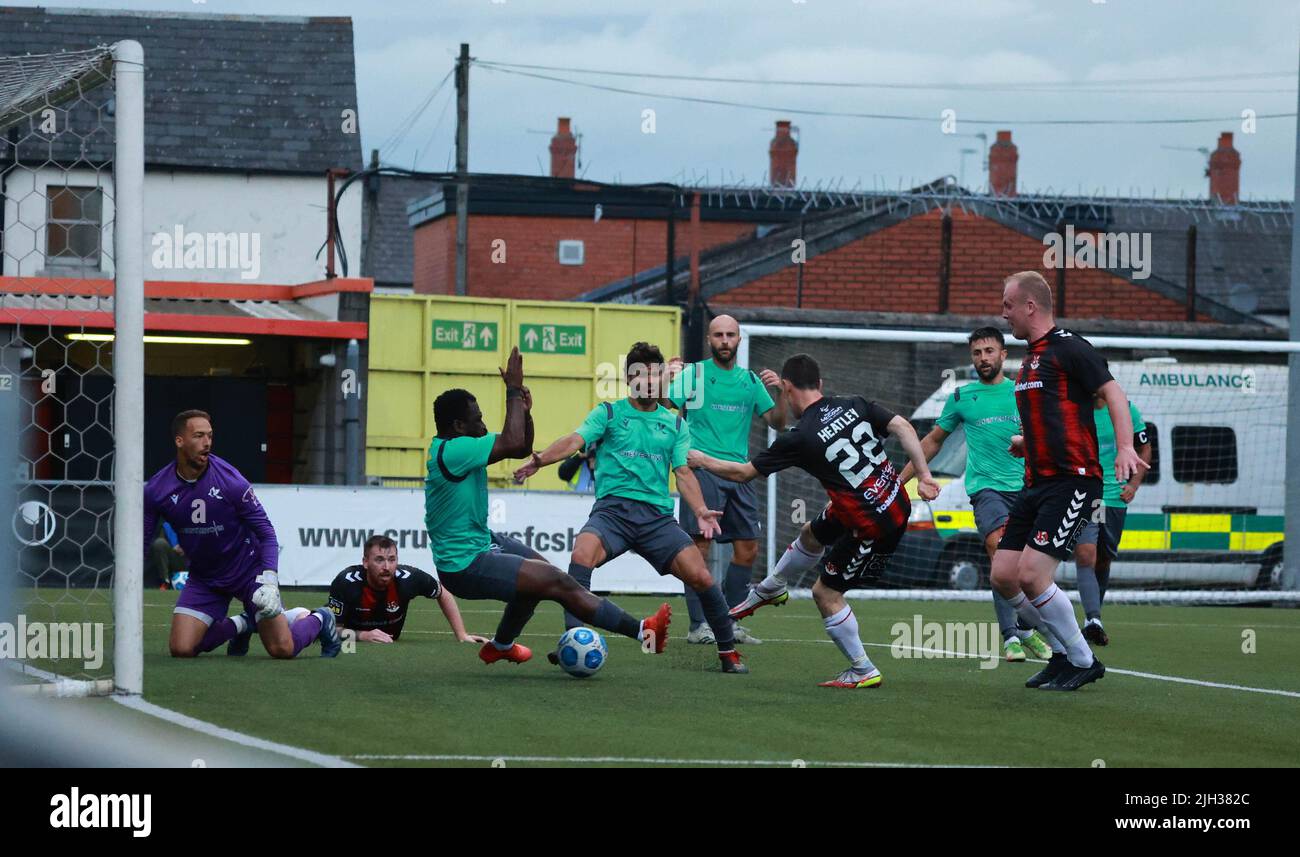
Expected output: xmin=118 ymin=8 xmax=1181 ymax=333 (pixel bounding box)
xmin=737 ymin=322 xmax=1300 ymax=606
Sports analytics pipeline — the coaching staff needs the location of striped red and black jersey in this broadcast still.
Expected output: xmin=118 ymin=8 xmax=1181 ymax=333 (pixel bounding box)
xmin=326 ymin=564 xmax=440 ymax=639
xmin=1014 ymin=327 xmax=1113 ymax=485
xmin=752 ymin=395 xmax=910 ymax=538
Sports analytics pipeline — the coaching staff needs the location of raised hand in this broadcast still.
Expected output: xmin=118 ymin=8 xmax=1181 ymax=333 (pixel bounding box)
xmin=758 ymin=368 xmax=781 ymax=388
xmin=499 ymin=346 xmax=524 ymax=389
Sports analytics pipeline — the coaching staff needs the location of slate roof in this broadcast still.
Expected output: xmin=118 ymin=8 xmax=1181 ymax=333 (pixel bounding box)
xmin=0 ymin=6 xmax=362 ymax=174
xmin=1106 ymin=207 xmax=1291 ymax=316
xmin=571 ymin=184 xmax=1289 ymax=321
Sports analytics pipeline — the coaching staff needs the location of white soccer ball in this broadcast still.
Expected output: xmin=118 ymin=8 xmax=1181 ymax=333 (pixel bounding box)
xmin=555 ymin=627 xmax=608 ymax=678
xmin=170 ymin=571 xmax=189 ymax=591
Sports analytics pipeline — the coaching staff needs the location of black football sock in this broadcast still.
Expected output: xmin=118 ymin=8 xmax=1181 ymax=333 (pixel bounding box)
xmin=493 ymin=599 xmax=538 ymax=646
xmin=724 ymin=562 xmax=752 ymax=609
xmin=589 ymin=598 xmax=642 ymax=640
xmin=696 ymin=583 xmax=736 ymax=652
xmin=563 ymin=562 xmax=594 ymax=630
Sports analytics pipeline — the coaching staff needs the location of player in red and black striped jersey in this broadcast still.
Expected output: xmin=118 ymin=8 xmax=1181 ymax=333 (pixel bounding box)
xmin=324 ymin=534 xmax=487 ymax=644
xmin=689 ymin=353 xmax=940 ymax=689
xmin=992 ymin=271 xmax=1148 ymax=692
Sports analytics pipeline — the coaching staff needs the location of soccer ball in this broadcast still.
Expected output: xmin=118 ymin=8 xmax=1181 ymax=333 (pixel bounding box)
xmin=170 ymin=571 xmax=189 ymax=591
xmin=555 ymin=627 xmax=607 ymax=678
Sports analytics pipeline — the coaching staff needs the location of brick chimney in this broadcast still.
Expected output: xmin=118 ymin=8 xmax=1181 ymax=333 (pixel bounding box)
xmin=1208 ymin=131 xmax=1240 ymax=205
xmin=549 ymin=117 xmax=577 ymax=179
xmin=988 ymin=130 xmax=1018 ymax=197
xmin=769 ymin=120 xmax=797 ymax=187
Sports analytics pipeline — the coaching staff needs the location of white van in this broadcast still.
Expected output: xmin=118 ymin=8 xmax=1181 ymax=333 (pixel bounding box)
xmin=897 ymin=358 xmax=1286 ymax=590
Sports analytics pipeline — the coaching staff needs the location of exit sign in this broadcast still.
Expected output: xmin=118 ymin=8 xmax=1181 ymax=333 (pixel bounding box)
xmin=519 ymin=324 xmax=586 ymax=355
xmin=432 ymin=319 xmax=498 ymax=351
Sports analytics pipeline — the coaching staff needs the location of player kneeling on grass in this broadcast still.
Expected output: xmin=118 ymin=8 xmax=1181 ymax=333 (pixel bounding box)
xmin=322 ymin=534 xmax=488 ymax=645
xmin=514 ymin=341 xmax=748 ymax=675
xmin=146 ymin=410 xmax=340 ymax=659
xmin=688 ymin=354 xmax=941 ymax=689
xmin=425 ymin=347 xmax=671 ymax=667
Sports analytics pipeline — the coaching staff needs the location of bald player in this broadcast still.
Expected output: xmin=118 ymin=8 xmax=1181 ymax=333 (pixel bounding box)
xmin=664 ymin=315 xmax=786 ymax=645
xmin=993 ymin=271 xmax=1147 ymax=691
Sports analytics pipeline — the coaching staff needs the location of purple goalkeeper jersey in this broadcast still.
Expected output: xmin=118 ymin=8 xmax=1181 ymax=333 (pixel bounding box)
xmin=143 ymin=454 xmax=278 ymax=587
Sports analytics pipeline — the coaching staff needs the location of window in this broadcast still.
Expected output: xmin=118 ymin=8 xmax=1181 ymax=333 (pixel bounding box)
xmin=557 ymin=239 xmax=584 ymax=266
xmin=46 ymin=186 xmax=103 ymax=270
xmin=1171 ymin=425 xmax=1237 ymax=484
xmin=1141 ymin=422 xmax=1160 ymax=485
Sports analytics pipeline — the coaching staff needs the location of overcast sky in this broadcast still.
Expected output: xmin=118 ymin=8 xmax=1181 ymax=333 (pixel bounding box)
xmin=13 ymin=0 xmax=1300 ymax=199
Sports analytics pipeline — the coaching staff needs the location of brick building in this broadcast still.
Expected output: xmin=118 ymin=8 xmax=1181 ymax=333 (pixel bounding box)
xmin=396 ymin=119 xmax=1288 ymax=328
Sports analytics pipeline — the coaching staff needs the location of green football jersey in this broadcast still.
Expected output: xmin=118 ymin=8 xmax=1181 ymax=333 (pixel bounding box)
xmin=667 ymin=360 xmax=774 ymax=463
xmin=935 ymin=378 xmax=1024 ymax=495
xmin=576 ymin=399 xmax=691 ymax=513
xmin=1095 ymin=401 xmax=1146 ymax=507
xmin=423 ymin=433 xmax=496 ymax=573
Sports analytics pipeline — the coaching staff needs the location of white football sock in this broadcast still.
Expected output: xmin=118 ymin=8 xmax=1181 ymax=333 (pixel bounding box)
xmin=1007 ymin=591 xmax=1065 ymax=653
xmin=282 ymin=607 xmax=310 ymax=625
xmin=1032 ymin=584 xmax=1093 ymax=668
xmin=766 ymin=538 xmax=822 ymax=591
xmin=824 ymin=605 xmax=874 ymax=672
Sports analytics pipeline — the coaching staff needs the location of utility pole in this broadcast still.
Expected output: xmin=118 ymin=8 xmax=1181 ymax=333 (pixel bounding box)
xmin=455 ymin=43 xmax=470 ymax=297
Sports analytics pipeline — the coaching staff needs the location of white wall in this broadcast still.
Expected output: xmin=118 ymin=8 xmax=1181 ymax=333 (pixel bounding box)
xmin=2 ymin=166 xmax=362 ymax=285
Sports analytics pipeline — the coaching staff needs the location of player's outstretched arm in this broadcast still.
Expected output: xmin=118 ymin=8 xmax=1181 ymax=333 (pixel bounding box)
xmin=888 ymin=415 xmax=941 ymax=501
xmin=899 ymin=424 xmax=949 ymax=484
xmin=674 ymin=465 xmax=722 ymax=539
xmin=437 ymin=587 xmax=487 ymax=643
xmin=686 ymin=449 xmax=759 ymax=483
xmin=1097 ymin=380 xmax=1149 ymax=483
xmin=513 ymin=432 xmax=584 ymax=482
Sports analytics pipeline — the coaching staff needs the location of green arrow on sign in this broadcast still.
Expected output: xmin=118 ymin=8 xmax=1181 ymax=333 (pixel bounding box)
xmin=432 ymin=319 xmax=498 ymax=351
xmin=519 ymin=323 xmax=586 ymax=355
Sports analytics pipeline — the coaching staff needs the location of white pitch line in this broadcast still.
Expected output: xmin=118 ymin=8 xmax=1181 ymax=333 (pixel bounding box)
xmin=121 ymin=618 xmax=1300 ymax=700
xmin=9 ymin=660 xmax=358 ymax=767
xmin=111 ymin=696 xmax=359 ymax=768
xmin=346 ymin=753 xmax=1008 ymax=768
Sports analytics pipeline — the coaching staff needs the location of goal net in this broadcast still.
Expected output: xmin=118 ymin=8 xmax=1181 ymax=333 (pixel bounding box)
xmin=740 ymin=324 xmax=1296 ymax=606
xmin=1 ymin=43 xmax=145 ymax=694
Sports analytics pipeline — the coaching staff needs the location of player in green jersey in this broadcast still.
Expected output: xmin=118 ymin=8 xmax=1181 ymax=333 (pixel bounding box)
xmin=515 ymin=341 xmax=749 ymax=674
xmin=664 ymin=314 xmax=786 ymax=646
xmin=900 ymin=327 xmax=1053 ymax=662
xmin=1073 ymin=395 xmax=1151 ymax=645
xmin=424 ymin=346 xmax=671 ymax=668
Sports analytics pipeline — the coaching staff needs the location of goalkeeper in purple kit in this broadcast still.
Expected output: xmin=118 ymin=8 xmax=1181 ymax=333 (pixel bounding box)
xmin=144 ymin=409 xmax=340 ymax=658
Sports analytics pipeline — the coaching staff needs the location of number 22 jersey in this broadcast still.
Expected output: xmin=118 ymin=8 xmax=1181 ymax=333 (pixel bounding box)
xmin=752 ymin=395 xmax=909 ymax=537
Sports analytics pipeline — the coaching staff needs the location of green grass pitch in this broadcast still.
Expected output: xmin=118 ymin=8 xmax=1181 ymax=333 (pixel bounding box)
xmin=16 ymin=588 xmax=1300 ymax=767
